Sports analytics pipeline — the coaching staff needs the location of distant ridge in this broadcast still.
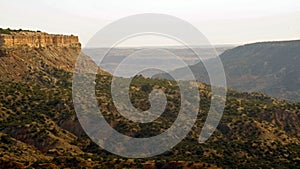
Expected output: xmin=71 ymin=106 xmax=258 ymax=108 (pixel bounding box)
xmin=155 ymin=39 xmax=300 ymax=102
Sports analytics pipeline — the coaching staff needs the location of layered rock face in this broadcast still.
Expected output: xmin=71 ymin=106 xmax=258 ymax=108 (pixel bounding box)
xmin=0 ymin=30 xmax=107 ymax=81
xmin=0 ymin=31 xmax=83 ymax=81
xmin=0 ymin=31 xmax=81 ymax=49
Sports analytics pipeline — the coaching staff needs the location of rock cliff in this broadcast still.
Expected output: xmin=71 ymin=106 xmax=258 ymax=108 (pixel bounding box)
xmin=0 ymin=31 xmax=81 ymax=49
xmin=0 ymin=29 xmax=107 ymax=82
xmin=0 ymin=30 xmax=83 ymax=81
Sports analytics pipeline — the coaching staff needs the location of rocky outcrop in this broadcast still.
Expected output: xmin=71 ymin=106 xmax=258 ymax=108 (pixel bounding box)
xmin=0 ymin=31 xmax=83 ymax=81
xmin=0 ymin=31 xmax=81 ymax=49
xmin=0 ymin=30 xmax=108 ymax=81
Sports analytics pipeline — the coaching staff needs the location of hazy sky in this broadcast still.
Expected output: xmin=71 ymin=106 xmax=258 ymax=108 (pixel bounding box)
xmin=1 ymin=0 xmax=300 ymax=46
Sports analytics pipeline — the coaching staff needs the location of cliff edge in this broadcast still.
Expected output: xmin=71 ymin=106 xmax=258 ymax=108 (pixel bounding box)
xmin=0 ymin=30 xmax=81 ymax=49
xmin=0 ymin=30 xmax=82 ymax=81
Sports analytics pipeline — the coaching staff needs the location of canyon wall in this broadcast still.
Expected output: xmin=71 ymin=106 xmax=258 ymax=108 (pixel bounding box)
xmin=0 ymin=31 xmax=84 ymax=79
xmin=0 ymin=31 xmax=81 ymax=49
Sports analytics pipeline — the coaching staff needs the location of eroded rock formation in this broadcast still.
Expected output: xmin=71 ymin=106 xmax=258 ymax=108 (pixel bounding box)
xmin=0 ymin=31 xmax=81 ymax=49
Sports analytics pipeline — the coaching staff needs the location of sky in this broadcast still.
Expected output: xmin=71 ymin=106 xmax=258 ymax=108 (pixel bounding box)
xmin=1 ymin=0 xmax=300 ymax=47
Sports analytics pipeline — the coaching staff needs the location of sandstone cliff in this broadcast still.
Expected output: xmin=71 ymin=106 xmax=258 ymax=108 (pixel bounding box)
xmin=0 ymin=30 xmax=107 ymax=82
xmin=0 ymin=31 xmax=81 ymax=49
xmin=0 ymin=30 xmax=82 ymax=81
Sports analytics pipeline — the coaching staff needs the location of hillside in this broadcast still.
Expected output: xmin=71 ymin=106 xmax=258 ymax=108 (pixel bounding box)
xmin=155 ymin=40 xmax=300 ymax=102
xmin=0 ymin=30 xmax=299 ymax=168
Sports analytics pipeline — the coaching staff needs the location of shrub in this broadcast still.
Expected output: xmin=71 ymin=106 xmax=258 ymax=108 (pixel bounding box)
xmin=0 ymin=28 xmax=11 ymax=34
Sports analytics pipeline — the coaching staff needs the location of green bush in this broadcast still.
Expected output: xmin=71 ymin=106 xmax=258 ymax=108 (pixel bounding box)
xmin=0 ymin=28 xmax=11 ymax=34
